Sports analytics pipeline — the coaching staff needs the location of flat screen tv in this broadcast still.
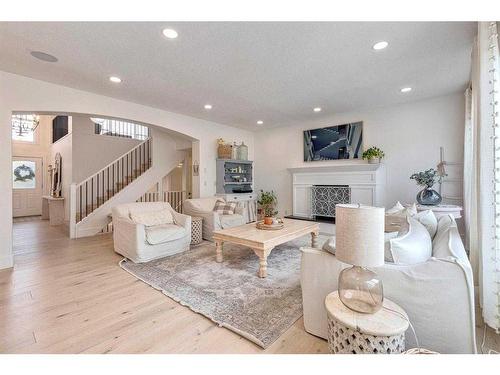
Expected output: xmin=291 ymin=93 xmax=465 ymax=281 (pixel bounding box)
xmin=303 ymin=121 xmax=363 ymax=162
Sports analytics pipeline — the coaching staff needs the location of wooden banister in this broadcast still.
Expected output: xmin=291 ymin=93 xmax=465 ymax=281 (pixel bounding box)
xmin=75 ymin=137 xmax=152 ymax=223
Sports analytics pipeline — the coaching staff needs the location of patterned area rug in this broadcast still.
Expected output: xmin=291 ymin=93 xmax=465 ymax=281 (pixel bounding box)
xmin=120 ymin=234 xmax=325 ymax=348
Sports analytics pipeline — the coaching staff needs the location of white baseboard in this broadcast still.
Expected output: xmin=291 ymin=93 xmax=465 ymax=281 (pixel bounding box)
xmin=75 ymin=225 xmax=108 ymax=238
xmin=0 ymin=254 xmax=13 ymax=270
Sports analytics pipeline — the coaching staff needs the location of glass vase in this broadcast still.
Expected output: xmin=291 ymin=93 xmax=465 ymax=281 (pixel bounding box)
xmin=416 ymin=187 xmax=442 ymax=206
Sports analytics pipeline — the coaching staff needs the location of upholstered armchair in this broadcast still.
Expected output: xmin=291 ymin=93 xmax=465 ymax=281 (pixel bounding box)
xmin=112 ymin=202 xmax=191 ymax=263
xmin=183 ymin=197 xmax=245 ymax=241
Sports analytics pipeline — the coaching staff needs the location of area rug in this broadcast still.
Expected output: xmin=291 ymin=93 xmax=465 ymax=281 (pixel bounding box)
xmin=119 ymin=234 xmax=325 ymax=348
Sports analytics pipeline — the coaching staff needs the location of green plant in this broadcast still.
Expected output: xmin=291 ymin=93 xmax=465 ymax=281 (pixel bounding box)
xmin=410 ymin=168 xmax=446 ymax=188
xmin=362 ymin=146 xmax=385 ymax=160
xmin=257 ymin=190 xmax=278 ymax=217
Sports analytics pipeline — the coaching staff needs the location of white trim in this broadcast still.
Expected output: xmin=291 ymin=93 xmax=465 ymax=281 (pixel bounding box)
xmin=0 ymin=254 xmax=13 ymax=269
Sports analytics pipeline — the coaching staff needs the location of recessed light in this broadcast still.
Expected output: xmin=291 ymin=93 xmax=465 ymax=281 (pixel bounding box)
xmin=163 ymin=28 xmax=178 ymax=39
xmin=313 ymin=107 xmax=322 ymax=112
xmin=256 ymin=120 xmax=264 ymax=125
xmin=204 ymin=104 xmax=212 ymax=110
xmin=372 ymin=41 xmax=389 ymax=50
xmin=109 ymin=76 xmax=122 ymax=83
xmin=30 ymin=51 xmax=58 ymax=63
xmin=400 ymin=87 xmax=412 ymax=93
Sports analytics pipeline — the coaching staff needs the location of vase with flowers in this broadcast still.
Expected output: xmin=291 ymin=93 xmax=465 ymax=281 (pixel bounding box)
xmin=257 ymin=190 xmax=278 ymax=225
xmin=410 ymin=168 xmax=446 ymax=205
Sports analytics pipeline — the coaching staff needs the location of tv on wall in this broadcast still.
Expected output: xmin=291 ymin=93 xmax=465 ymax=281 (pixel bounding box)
xmin=303 ymin=121 xmax=363 ymax=162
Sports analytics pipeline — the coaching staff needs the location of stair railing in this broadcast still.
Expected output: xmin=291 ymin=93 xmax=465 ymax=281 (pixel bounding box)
xmin=137 ymin=190 xmax=187 ymax=213
xmin=74 ymin=137 xmax=152 ymax=223
xmin=93 ymin=118 xmax=149 ymax=140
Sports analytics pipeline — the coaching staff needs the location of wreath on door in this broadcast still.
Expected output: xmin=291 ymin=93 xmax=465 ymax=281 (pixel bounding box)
xmin=14 ymin=164 xmax=35 ymax=182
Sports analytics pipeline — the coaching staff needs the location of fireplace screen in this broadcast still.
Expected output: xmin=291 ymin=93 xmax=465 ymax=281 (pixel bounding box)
xmin=311 ymin=185 xmax=350 ymax=218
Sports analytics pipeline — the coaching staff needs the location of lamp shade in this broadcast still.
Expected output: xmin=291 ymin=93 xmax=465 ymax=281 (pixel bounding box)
xmin=335 ymin=204 xmax=385 ymax=267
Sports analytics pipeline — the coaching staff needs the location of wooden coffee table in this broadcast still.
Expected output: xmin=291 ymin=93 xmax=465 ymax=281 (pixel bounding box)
xmin=212 ymin=218 xmax=320 ymax=278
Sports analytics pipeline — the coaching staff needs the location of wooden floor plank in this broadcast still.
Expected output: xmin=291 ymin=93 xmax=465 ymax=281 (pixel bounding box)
xmin=3 ymin=219 xmax=498 ymax=354
xmin=0 ymin=219 xmax=328 ymax=354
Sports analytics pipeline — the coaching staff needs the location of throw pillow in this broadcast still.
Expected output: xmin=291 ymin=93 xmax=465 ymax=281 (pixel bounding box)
xmin=386 ymin=201 xmax=405 ymax=215
xmin=383 ymin=231 xmax=399 ymax=262
xmin=322 ymin=237 xmax=336 ymax=254
xmin=414 ymin=209 xmax=438 ymax=239
xmin=386 ymin=217 xmax=432 ymax=264
xmin=406 ymin=203 xmax=418 ymax=217
xmin=213 ymin=200 xmax=237 ymax=215
xmin=130 ymin=208 xmax=174 ymax=227
xmin=385 ymin=201 xmax=417 ymax=217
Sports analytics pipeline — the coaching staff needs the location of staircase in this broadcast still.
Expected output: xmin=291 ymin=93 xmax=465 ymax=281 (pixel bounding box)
xmin=74 ymin=137 xmax=152 ymax=223
xmin=70 ymin=134 xmax=186 ymax=238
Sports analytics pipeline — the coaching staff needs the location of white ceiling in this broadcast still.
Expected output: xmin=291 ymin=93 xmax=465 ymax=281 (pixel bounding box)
xmin=0 ymin=22 xmax=476 ymax=130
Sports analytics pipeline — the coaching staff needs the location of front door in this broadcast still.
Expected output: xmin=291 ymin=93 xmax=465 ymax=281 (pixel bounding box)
xmin=12 ymin=157 xmax=43 ymax=217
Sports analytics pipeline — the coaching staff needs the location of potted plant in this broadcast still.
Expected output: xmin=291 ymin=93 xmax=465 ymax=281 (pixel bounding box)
xmin=410 ymin=168 xmax=446 ymax=205
xmin=362 ymin=146 xmax=385 ymax=164
xmin=257 ymin=190 xmax=278 ymax=225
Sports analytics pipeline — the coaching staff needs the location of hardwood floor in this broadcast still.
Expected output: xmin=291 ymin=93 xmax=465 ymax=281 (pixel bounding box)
xmin=2 ymin=219 xmax=499 ymax=354
xmin=0 ymin=219 xmax=328 ymax=354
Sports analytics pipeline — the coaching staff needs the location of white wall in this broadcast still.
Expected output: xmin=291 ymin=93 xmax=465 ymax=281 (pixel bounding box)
xmin=0 ymin=71 xmax=254 ymax=269
xmin=12 ymin=115 xmax=53 ymax=197
xmin=51 ymin=131 xmax=73 ymax=221
xmin=254 ymin=93 xmax=465 ymax=216
xmin=71 ymin=115 xmax=142 ymax=183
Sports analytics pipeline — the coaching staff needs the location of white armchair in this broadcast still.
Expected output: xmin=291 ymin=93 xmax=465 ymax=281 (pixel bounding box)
xmin=301 ymin=215 xmax=476 ymax=354
xmin=112 ymin=202 xmax=191 ymax=263
xmin=183 ymin=197 xmax=245 ymax=241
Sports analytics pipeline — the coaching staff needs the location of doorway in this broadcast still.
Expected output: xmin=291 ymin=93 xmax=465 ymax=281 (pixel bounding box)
xmin=12 ymin=156 xmax=43 ymax=217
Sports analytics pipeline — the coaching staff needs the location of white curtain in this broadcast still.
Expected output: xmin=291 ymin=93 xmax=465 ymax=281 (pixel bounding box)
xmin=471 ymin=22 xmax=500 ymax=332
xmin=463 ymin=82 xmax=479 ymax=280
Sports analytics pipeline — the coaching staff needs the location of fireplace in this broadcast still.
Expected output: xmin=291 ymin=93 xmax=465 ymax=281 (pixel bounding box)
xmin=311 ymin=185 xmax=351 ymax=220
xmin=288 ymin=164 xmax=386 ymax=219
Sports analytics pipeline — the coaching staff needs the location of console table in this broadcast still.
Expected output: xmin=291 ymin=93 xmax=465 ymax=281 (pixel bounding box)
xmin=41 ymin=196 xmax=65 ymax=226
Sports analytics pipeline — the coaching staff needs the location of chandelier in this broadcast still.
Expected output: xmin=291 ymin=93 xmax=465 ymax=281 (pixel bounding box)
xmin=11 ymin=114 xmax=40 ymax=136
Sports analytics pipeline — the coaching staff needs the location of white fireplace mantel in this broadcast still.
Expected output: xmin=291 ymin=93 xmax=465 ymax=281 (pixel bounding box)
xmin=288 ymin=163 xmax=386 ymax=218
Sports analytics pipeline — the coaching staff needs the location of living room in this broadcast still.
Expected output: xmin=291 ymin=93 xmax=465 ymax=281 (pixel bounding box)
xmin=1 ymin=1 xmax=500 ymax=373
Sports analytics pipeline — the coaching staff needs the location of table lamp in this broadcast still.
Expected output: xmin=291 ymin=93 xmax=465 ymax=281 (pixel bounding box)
xmin=335 ymin=204 xmax=385 ymax=314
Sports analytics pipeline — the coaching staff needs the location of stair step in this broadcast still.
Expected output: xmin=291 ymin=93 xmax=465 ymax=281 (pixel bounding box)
xmin=115 ymin=181 xmax=132 ymax=189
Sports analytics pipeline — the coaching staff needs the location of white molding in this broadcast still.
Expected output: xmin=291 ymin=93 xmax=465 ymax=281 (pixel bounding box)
xmin=290 ymin=164 xmax=386 ymax=218
xmin=0 ymin=254 xmax=14 ymax=270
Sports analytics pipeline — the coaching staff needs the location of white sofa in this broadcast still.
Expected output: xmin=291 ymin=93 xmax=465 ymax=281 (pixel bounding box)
xmin=183 ymin=197 xmax=245 ymax=241
xmin=301 ymin=214 xmax=476 ymax=354
xmin=112 ymin=202 xmax=191 ymax=263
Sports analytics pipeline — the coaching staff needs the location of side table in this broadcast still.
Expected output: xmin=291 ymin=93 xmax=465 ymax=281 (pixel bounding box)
xmin=191 ymin=216 xmax=203 ymax=245
xmin=325 ymin=291 xmax=409 ymax=354
xmin=415 ymin=204 xmax=462 ymax=219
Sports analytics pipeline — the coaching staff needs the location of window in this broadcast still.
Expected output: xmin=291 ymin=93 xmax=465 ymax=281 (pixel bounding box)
xmin=91 ymin=117 xmax=149 ymax=140
xmin=12 ymin=160 xmax=36 ymax=189
xmin=11 ymin=114 xmax=39 ymax=142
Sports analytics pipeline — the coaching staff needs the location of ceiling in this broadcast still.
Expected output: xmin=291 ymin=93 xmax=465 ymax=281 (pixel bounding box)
xmin=0 ymin=22 xmax=476 ymax=130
